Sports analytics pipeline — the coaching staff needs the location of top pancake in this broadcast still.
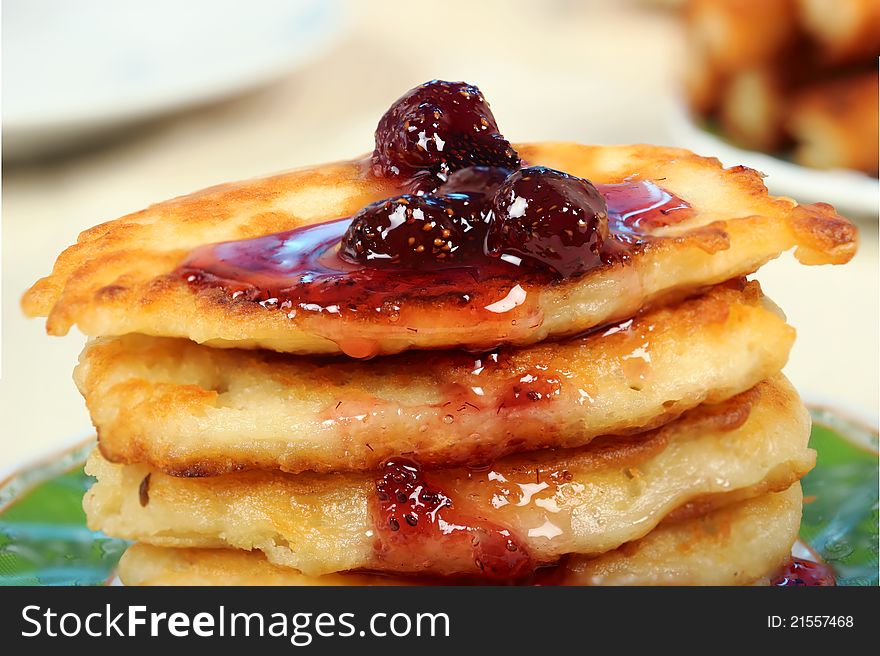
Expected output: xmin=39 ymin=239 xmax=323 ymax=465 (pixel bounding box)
xmin=22 ymin=142 xmax=856 ymax=356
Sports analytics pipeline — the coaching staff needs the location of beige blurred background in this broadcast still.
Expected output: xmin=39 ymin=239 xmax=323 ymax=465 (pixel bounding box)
xmin=2 ymin=0 xmax=877 ymax=472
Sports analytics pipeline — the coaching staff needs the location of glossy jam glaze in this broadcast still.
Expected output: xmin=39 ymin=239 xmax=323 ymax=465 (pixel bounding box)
xmin=600 ymin=180 xmax=691 ymax=234
xmin=181 ymin=216 xmax=535 ymax=328
xmin=771 ymin=557 xmax=837 ymax=586
xmin=369 ymin=457 xmax=534 ymax=581
xmin=366 ymin=451 xmax=618 ymax=581
xmin=179 ymin=180 xmax=692 ymax=328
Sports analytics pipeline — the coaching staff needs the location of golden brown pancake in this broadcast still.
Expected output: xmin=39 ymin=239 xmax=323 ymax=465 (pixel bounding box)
xmin=85 ymin=376 xmax=813 ymax=578
xmin=22 ymin=142 xmax=855 ymax=356
xmin=117 ymin=485 xmax=802 ymax=586
xmin=565 ymin=483 xmax=802 ymax=586
xmin=76 ymin=280 xmax=794 ymax=475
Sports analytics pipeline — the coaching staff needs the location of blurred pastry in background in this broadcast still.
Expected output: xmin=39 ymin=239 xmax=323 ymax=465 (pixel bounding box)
xmin=788 ymin=71 xmax=879 ymax=174
xmin=796 ymin=0 xmax=880 ymax=65
xmin=683 ymin=0 xmax=879 ymax=176
xmin=718 ymin=66 xmax=789 ymax=152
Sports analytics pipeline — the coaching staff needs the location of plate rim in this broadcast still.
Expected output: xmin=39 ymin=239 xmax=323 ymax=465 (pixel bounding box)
xmin=665 ymin=98 xmax=879 ymax=219
xmin=0 ymin=433 xmax=95 ymax=513
xmin=2 ymin=0 xmax=349 ymax=159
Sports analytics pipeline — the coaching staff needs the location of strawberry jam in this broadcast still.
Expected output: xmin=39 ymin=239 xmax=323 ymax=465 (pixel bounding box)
xmin=179 ymin=179 xmax=691 ymax=319
xmin=181 ymin=218 xmax=532 ymax=319
xmin=179 ymin=80 xmax=693 ymax=326
xmin=372 ymin=80 xmax=520 ymax=193
xmin=369 ymin=457 xmax=533 ymax=581
xmin=487 ymin=167 xmax=611 ymax=278
xmin=340 ymin=195 xmax=466 ymax=267
xmin=600 ymin=180 xmax=692 ymax=232
xmin=771 ymin=558 xmax=837 ymax=586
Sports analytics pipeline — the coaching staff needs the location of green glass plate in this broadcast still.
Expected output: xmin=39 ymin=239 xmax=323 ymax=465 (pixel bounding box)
xmin=1 ymin=408 xmax=877 ymax=586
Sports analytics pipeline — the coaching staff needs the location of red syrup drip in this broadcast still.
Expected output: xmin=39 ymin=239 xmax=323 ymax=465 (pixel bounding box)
xmin=178 ymin=180 xmax=692 ymax=317
xmin=369 ymin=457 xmax=533 ymax=582
xmin=771 ymin=557 xmax=837 ymax=587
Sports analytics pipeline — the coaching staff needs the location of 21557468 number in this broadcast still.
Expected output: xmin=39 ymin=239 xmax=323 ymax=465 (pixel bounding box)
xmin=768 ymin=616 xmax=854 ymax=628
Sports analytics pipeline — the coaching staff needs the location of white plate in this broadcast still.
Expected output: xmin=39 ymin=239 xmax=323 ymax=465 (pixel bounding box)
xmin=666 ymin=100 xmax=878 ymax=221
xmin=2 ymin=0 xmax=346 ymax=159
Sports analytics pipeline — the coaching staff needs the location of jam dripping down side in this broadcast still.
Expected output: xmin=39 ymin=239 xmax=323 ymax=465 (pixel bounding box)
xmin=369 ymin=457 xmax=533 ymax=582
xmin=178 ymin=179 xmax=692 ymax=319
xmin=771 ymin=557 xmax=837 ymax=586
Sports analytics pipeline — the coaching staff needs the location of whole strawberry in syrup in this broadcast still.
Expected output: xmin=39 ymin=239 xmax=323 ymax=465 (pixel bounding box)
xmin=340 ymin=195 xmax=465 ymax=267
xmin=372 ymin=80 xmax=520 ymax=192
xmin=486 ymin=166 xmax=611 ymax=278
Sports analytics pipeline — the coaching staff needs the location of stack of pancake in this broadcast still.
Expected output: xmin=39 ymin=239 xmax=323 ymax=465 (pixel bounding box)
xmin=22 ymin=140 xmax=856 ymax=586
